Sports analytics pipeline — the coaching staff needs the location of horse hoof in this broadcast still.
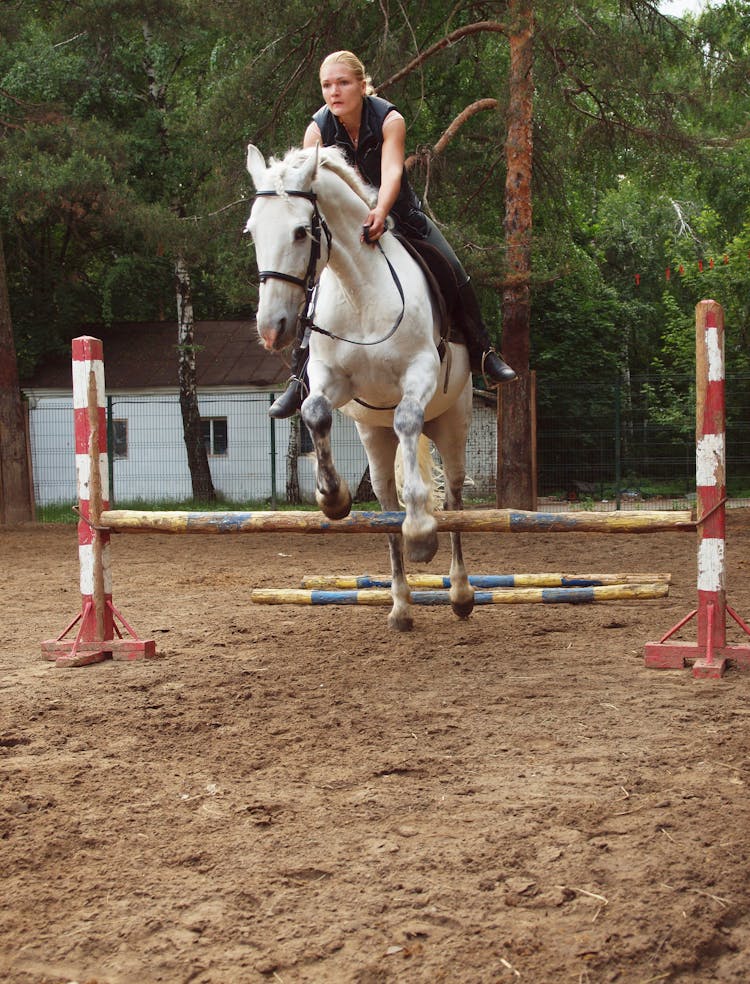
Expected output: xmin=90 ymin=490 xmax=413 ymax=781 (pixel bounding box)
xmin=405 ymin=532 xmax=439 ymax=565
xmin=320 ymin=499 xmax=352 ymax=521
xmin=388 ymin=611 xmax=414 ymax=632
xmin=451 ymin=598 xmax=475 ymax=620
xmin=315 ymin=485 xmax=352 ymax=520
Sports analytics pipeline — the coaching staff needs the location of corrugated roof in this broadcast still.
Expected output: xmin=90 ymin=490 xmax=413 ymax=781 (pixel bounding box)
xmin=21 ymin=321 xmax=290 ymax=390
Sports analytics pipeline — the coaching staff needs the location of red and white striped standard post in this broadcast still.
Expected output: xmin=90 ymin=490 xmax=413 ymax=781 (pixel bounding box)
xmin=41 ymin=337 xmax=156 ymax=667
xmin=645 ymin=301 xmax=750 ymax=677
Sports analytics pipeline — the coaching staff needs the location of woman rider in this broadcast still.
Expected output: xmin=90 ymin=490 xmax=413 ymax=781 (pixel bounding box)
xmin=269 ymin=50 xmax=516 ymax=419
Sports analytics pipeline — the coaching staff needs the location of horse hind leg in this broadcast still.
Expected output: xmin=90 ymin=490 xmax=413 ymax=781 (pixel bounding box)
xmin=302 ymin=394 xmax=352 ymax=520
xmin=394 ymin=398 xmax=438 ymax=564
xmin=447 ymin=531 xmax=474 ymax=619
xmin=386 ymin=532 xmax=413 ymax=632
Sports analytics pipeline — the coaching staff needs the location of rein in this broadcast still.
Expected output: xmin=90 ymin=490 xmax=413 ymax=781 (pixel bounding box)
xmin=253 ymin=187 xmax=406 ymax=349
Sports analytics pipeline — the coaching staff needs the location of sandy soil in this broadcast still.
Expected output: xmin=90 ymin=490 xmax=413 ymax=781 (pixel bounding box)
xmin=2 ymin=512 xmax=750 ymax=984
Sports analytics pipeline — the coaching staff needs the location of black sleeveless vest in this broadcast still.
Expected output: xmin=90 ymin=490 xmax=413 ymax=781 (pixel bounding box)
xmin=312 ymin=95 xmax=427 ymax=236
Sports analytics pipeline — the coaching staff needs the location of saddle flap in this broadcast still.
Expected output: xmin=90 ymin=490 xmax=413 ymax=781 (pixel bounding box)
xmin=393 ymin=233 xmax=457 ymax=349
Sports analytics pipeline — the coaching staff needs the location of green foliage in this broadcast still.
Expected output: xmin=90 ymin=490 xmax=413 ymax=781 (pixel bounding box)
xmin=2 ymin=0 xmax=750 ymax=443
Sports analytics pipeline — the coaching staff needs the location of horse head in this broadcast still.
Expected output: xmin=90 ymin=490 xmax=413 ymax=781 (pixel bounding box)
xmin=245 ymin=144 xmax=322 ymax=352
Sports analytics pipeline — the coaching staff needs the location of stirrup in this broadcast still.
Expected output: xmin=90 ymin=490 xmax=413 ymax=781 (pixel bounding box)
xmin=480 ymin=349 xmax=517 ymax=388
xmin=268 ymin=375 xmax=308 ymax=419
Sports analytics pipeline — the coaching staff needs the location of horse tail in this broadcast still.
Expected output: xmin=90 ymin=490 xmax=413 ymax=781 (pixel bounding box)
xmin=395 ymin=435 xmax=442 ymax=512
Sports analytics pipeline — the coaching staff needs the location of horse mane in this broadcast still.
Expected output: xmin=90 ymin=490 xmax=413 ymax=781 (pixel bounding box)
xmin=272 ymin=146 xmax=376 ymax=208
xmin=318 ymin=147 xmax=377 ymax=207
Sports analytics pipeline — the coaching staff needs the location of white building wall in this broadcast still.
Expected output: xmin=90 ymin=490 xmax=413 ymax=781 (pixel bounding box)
xmin=26 ymin=396 xmax=76 ymax=506
xmin=107 ymin=393 xmax=282 ymax=503
xmin=25 ymin=389 xmax=495 ymax=507
xmin=26 ymin=390 xmax=370 ymax=506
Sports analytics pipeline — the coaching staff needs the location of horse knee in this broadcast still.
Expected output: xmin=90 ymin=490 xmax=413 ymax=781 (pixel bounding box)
xmin=393 ymin=399 xmax=423 ymax=441
xmin=302 ymin=394 xmax=332 ymax=436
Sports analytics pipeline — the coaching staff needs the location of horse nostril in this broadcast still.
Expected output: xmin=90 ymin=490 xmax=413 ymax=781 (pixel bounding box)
xmin=278 ymin=317 xmax=287 ymax=337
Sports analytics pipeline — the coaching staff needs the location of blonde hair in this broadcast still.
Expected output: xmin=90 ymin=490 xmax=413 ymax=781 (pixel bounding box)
xmin=319 ymin=50 xmax=376 ymax=96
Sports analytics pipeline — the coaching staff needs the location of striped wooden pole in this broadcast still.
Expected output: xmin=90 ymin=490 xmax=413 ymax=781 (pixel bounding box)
xmin=98 ymin=507 xmax=693 ymax=535
xmin=251 ymin=582 xmax=669 ymax=607
xmin=644 ymin=301 xmax=750 ymax=676
xmin=301 ymin=572 xmax=672 ymax=590
xmin=41 ymin=337 xmax=156 ymax=666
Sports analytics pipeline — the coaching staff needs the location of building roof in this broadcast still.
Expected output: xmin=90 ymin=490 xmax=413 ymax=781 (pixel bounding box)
xmin=21 ymin=321 xmax=289 ymax=391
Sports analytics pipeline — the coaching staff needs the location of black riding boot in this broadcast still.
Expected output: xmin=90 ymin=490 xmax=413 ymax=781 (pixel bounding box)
xmin=457 ymin=280 xmax=516 ymax=385
xmin=268 ymin=343 xmax=309 ymax=419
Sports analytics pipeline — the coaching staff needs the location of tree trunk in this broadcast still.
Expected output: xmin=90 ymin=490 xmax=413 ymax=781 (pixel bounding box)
xmin=286 ymin=413 xmax=301 ymax=505
xmin=140 ymin=27 xmax=214 ymax=503
xmin=175 ymin=256 xmax=216 ymax=502
xmin=497 ymin=0 xmax=535 ymax=509
xmin=0 ymin=232 xmax=34 ymax=524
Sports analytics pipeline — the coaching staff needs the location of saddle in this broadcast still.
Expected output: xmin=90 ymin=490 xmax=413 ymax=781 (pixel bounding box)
xmin=392 ymin=233 xmax=467 ymax=360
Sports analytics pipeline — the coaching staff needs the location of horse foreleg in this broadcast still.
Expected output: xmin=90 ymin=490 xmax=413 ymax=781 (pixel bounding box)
xmin=424 ymin=388 xmax=475 ymax=619
xmin=302 ymin=394 xmax=352 ymax=520
xmin=356 ymin=423 xmax=413 ymax=631
xmin=394 ymin=397 xmax=438 ymax=564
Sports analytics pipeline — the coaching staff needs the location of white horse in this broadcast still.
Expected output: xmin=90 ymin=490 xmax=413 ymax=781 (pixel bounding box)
xmin=245 ymin=143 xmax=475 ymax=630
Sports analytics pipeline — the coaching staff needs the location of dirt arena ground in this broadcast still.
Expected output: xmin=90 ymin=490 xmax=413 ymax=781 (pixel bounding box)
xmin=2 ymin=511 xmax=750 ymax=984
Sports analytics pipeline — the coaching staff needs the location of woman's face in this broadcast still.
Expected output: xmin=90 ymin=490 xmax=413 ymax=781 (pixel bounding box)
xmin=320 ymin=61 xmax=366 ymax=120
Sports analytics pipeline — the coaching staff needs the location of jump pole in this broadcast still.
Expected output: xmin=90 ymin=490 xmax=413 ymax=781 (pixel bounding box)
xmin=97 ymin=508 xmax=692 ymax=534
xmin=644 ymin=301 xmax=750 ymax=678
xmin=41 ymin=337 xmax=156 ymax=667
xmin=251 ymin=582 xmax=669 ymax=607
xmin=300 ymin=573 xmax=672 ymax=589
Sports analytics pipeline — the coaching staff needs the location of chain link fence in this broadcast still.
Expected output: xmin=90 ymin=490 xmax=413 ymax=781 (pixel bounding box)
xmin=26 ymin=374 xmax=750 ymax=520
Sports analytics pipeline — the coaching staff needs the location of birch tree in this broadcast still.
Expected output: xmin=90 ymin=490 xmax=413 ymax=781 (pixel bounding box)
xmin=141 ymin=16 xmax=215 ymax=501
xmin=175 ymin=256 xmax=215 ymax=500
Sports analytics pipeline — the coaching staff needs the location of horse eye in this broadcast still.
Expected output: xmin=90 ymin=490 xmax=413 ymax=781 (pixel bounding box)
xmin=294 ymin=226 xmax=308 ymax=242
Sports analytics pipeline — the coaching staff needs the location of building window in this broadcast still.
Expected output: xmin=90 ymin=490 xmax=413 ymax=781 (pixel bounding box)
xmin=201 ymin=417 xmax=228 ymax=456
xmin=112 ymin=419 xmax=128 ymax=459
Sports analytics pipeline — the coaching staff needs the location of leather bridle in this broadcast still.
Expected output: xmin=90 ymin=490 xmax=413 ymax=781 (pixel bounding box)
xmin=254 ymin=190 xmax=332 ymax=326
xmin=252 ymin=187 xmax=405 ymax=349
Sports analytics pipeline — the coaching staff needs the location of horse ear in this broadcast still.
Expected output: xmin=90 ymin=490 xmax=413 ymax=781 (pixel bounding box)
xmin=294 ymin=143 xmax=320 ymax=187
xmin=246 ymin=144 xmax=267 ymax=189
